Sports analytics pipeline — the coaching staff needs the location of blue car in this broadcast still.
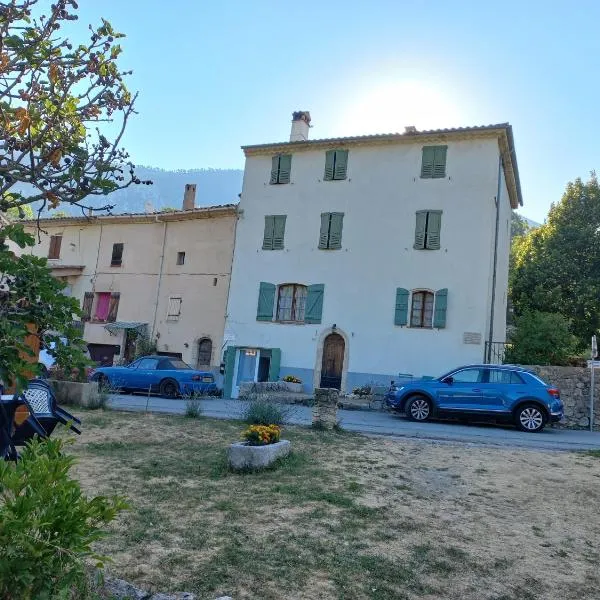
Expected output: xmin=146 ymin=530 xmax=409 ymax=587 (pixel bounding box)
xmin=89 ymin=355 xmax=218 ymax=398
xmin=385 ymin=364 xmax=563 ymax=432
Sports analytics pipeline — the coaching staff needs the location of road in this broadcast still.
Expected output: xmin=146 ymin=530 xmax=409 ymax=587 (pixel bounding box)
xmin=107 ymin=394 xmax=600 ymax=452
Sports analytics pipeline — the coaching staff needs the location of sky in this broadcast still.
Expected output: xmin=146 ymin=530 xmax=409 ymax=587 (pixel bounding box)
xmin=65 ymin=0 xmax=600 ymax=223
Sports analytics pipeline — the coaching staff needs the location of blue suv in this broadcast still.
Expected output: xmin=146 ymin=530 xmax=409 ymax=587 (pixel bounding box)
xmin=385 ymin=364 xmax=563 ymax=432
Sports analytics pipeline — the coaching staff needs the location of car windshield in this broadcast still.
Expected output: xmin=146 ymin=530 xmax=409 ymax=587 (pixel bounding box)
xmin=168 ymin=359 xmax=192 ymax=370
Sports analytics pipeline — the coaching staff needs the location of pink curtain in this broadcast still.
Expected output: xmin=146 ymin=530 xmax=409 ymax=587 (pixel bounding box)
xmin=95 ymin=292 xmax=111 ymax=321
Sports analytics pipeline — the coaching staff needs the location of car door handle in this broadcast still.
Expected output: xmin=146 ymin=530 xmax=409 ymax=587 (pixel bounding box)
xmin=472 ymin=388 xmax=482 ymax=392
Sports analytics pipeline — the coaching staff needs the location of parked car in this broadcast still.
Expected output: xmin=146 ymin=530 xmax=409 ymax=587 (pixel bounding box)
xmin=385 ymin=364 xmax=563 ymax=432
xmin=88 ymin=355 xmax=218 ymax=398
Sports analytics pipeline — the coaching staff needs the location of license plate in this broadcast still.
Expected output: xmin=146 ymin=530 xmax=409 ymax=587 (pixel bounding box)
xmin=202 ymin=376 xmax=213 ymax=383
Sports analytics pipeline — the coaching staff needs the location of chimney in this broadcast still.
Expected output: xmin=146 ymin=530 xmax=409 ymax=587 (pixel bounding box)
xmin=183 ymin=184 xmax=196 ymax=211
xmin=290 ymin=111 xmax=311 ymax=142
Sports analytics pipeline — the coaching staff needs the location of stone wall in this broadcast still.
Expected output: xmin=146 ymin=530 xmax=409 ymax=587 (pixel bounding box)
xmin=312 ymin=388 xmax=339 ymax=429
xmin=525 ymin=366 xmax=600 ymax=429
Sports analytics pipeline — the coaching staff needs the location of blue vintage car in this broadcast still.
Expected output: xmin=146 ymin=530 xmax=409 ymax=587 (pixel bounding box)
xmin=385 ymin=364 xmax=563 ymax=432
xmin=89 ymin=355 xmax=218 ymax=398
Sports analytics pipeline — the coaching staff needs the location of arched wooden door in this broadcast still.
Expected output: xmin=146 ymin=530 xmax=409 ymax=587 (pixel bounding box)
xmin=320 ymin=333 xmax=344 ymax=390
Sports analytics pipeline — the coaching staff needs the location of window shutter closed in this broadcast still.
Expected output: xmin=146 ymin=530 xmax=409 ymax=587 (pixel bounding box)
xmin=319 ymin=213 xmax=330 ymax=249
xmin=81 ymin=292 xmax=94 ymax=322
xmin=394 ymin=288 xmax=409 ymax=326
xmin=427 ymin=211 xmax=442 ymax=250
xmin=334 ymin=150 xmax=348 ymax=180
xmin=257 ymin=282 xmax=276 ymax=321
xmin=433 ymin=288 xmax=448 ymax=328
xmin=268 ymin=348 xmax=281 ymax=381
xmin=107 ymin=292 xmax=120 ymax=323
xmin=262 ymin=216 xmax=275 ymax=250
xmin=324 ymin=150 xmax=335 ymax=181
xmin=421 ymin=147 xmax=435 ymax=178
xmin=328 ymin=213 xmax=344 ymax=249
xmin=414 ymin=212 xmax=427 ymax=249
xmin=223 ymin=346 xmax=237 ymax=398
xmin=278 ymin=154 xmax=292 ymax=183
xmin=272 ymin=215 xmax=286 ymax=250
xmin=270 ymin=156 xmax=280 ymax=184
xmin=305 ymin=284 xmax=325 ymax=324
xmin=433 ymin=146 xmax=447 ymax=178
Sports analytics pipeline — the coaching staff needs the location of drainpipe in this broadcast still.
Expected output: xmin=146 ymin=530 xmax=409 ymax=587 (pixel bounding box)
xmin=487 ymin=153 xmax=502 ymax=363
xmin=150 ymin=218 xmax=167 ymax=341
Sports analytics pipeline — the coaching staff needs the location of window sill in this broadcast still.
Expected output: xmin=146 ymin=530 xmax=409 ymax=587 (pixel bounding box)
xmin=110 ymin=264 xmax=123 ymax=268
xmin=419 ymin=175 xmax=446 ymax=180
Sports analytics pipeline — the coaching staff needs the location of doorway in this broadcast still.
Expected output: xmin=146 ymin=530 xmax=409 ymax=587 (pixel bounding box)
xmin=319 ymin=333 xmax=345 ymax=389
xmin=231 ymin=348 xmax=260 ymax=398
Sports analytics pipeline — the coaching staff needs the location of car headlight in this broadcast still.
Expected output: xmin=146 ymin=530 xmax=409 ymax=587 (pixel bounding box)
xmin=390 ymin=386 xmax=404 ymax=393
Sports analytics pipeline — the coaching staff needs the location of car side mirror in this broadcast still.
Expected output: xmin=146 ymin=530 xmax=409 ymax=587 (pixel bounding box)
xmin=442 ymin=376 xmax=453 ymax=385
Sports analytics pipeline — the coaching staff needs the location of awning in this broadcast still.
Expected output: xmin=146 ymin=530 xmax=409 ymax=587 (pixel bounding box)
xmin=104 ymin=322 xmax=148 ymax=336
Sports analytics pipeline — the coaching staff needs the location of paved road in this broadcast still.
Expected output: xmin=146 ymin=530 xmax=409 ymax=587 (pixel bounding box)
xmin=107 ymin=394 xmax=600 ymax=452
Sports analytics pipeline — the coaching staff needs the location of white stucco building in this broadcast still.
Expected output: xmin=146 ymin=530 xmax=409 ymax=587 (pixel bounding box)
xmin=223 ymin=112 xmax=522 ymax=397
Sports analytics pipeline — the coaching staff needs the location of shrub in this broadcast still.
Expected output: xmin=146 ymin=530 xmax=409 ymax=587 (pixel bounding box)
xmin=87 ymin=389 xmax=108 ymax=410
xmin=242 ymin=424 xmax=281 ymax=446
xmin=504 ymin=310 xmax=577 ymax=366
xmin=0 ymin=437 xmax=128 ymax=599
xmin=352 ymin=385 xmax=372 ymax=397
xmin=242 ymin=400 xmax=293 ymax=426
xmin=184 ymin=397 xmax=203 ymax=419
xmin=282 ymin=375 xmax=302 ymax=384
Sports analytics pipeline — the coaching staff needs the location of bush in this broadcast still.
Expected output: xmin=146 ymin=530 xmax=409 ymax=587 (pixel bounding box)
xmin=242 ymin=424 xmax=281 ymax=446
xmin=0 ymin=437 xmax=127 ymax=599
xmin=352 ymin=385 xmax=372 ymax=397
xmin=242 ymin=400 xmax=293 ymax=426
xmin=282 ymin=375 xmax=302 ymax=384
xmin=504 ymin=311 xmax=577 ymax=366
xmin=184 ymin=398 xmax=203 ymax=419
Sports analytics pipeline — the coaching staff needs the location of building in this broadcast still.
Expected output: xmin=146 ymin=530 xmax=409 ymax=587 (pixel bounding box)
xmin=223 ymin=112 xmax=522 ymax=397
xmin=21 ymin=186 xmax=237 ymax=370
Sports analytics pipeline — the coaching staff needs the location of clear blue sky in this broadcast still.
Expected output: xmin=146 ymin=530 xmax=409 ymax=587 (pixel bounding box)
xmin=71 ymin=0 xmax=600 ymax=223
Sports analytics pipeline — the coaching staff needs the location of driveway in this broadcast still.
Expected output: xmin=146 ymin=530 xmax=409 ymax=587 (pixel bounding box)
xmin=107 ymin=394 xmax=600 ymax=451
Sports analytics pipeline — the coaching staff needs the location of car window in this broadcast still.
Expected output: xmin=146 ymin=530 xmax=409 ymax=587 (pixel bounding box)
xmin=451 ymin=369 xmax=483 ymax=383
xmin=166 ymin=359 xmax=192 ymax=370
xmin=488 ymin=369 xmax=524 ymax=384
xmin=137 ymin=358 xmax=159 ymax=370
xmin=127 ymin=359 xmax=141 ymax=369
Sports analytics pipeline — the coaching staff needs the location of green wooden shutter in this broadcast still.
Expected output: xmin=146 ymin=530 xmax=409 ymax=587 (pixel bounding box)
xmin=262 ymin=216 xmax=275 ymax=250
xmin=268 ymin=348 xmax=281 ymax=381
xmin=394 ymin=288 xmax=409 ymax=326
xmin=305 ymin=284 xmax=324 ymax=324
xmin=319 ymin=213 xmax=331 ymax=249
xmin=257 ymin=282 xmax=276 ymax=321
xmin=324 ymin=150 xmax=335 ymax=181
xmin=333 ymin=150 xmax=348 ymax=180
xmin=433 ymin=288 xmax=448 ymax=328
xmin=270 ymin=155 xmax=280 ymax=184
xmin=421 ymin=146 xmax=435 ymax=178
xmin=223 ymin=346 xmax=237 ymax=398
xmin=432 ymin=146 xmax=447 ymax=178
xmin=414 ymin=211 xmax=427 ymax=249
xmin=272 ymin=215 xmax=286 ymax=250
xmin=426 ymin=211 xmax=442 ymax=250
xmin=278 ymin=154 xmax=292 ymax=184
xmin=328 ymin=212 xmax=344 ymax=249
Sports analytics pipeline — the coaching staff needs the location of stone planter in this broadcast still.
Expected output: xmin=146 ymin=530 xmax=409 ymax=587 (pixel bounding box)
xmin=228 ymin=440 xmax=291 ymax=471
xmin=49 ymin=379 xmax=99 ymax=407
xmin=283 ymin=381 xmax=303 ymax=393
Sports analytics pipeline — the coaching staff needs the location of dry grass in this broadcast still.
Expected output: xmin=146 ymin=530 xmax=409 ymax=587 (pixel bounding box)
xmin=67 ymin=410 xmax=600 ymax=600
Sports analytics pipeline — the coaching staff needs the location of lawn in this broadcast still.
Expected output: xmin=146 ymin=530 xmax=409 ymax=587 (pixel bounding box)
xmin=68 ymin=410 xmax=600 ymax=600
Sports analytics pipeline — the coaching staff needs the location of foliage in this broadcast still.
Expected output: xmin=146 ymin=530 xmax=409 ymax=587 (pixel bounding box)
xmin=282 ymin=375 xmax=301 ymax=384
xmin=0 ymin=437 xmax=127 ymax=599
xmin=50 ymin=210 xmax=69 ymax=218
xmin=242 ymin=400 xmax=291 ymax=426
xmin=352 ymin=385 xmax=372 ymax=397
xmin=132 ymin=332 xmax=157 ymax=361
xmin=242 ymin=424 xmax=281 ymax=446
xmin=5 ymin=204 xmax=33 ymax=220
xmin=159 ymin=206 xmax=178 ymax=213
xmin=504 ymin=311 xmax=577 ymax=366
xmin=184 ymin=397 xmax=203 ymax=418
xmin=510 ymin=213 xmax=531 ymax=239
xmin=510 ymin=174 xmax=600 ymax=348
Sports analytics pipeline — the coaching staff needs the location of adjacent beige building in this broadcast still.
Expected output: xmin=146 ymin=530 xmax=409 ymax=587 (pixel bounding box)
xmin=21 ymin=187 xmax=237 ymax=370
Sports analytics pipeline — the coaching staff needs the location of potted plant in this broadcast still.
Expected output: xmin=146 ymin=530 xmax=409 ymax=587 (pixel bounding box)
xmin=228 ymin=424 xmax=291 ymax=471
xmin=282 ymin=375 xmax=303 ymax=393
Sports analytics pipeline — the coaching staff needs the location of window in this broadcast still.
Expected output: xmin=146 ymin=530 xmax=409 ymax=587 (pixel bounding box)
xmin=324 ymin=149 xmax=348 ymax=181
xmin=410 ymin=291 xmax=434 ymax=328
xmin=94 ymin=292 xmax=111 ymax=321
xmin=164 ymin=359 xmax=192 ymax=370
xmin=451 ymin=368 xmax=483 ymax=383
xmin=81 ymin=292 xmax=94 ymax=322
xmin=276 ymin=284 xmax=307 ymax=322
xmin=318 ymin=212 xmax=344 ymax=250
xmin=176 ymin=252 xmax=185 ymax=265
xmin=111 ymin=243 xmax=124 ymax=266
xmin=197 ymin=338 xmax=212 ymax=366
xmin=167 ymin=296 xmax=182 ymax=321
xmin=270 ymin=154 xmax=292 ymax=184
xmin=414 ymin=211 xmax=442 ymax=250
xmin=262 ymin=215 xmax=287 ymax=250
xmin=488 ymin=369 xmax=524 ymax=384
xmin=48 ymin=235 xmax=62 ymax=259
xmin=137 ymin=358 xmax=159 ymax=370
xmin=421 ymin=145 xmax=447 ymax=178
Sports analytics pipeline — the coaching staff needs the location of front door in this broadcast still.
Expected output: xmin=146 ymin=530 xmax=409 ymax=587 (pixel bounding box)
xmin=437 ymin=367 xmax=484 ymax=411
xmin=231 ymin=348 xmax=260 ymax=398
xmin=320 ymin=333 xmax=344 ymax=390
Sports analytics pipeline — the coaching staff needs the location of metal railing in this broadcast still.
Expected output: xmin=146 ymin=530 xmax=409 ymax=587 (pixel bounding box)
xmin=484 ymin=341 xmax=511 ymax=364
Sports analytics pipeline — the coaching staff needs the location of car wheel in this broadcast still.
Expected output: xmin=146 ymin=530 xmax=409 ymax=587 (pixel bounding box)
xmin=406 ymin=395 xmax=432 ymax=422
xmin=515 ymin=403 xmax=546 ymax=433
xmin=160 ymin=379 xmax=180 ymax=399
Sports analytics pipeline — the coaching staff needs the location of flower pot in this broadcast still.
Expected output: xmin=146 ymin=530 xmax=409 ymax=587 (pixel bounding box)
xmin=228 ymin=439 xmax=291 ymax=471
xmin=284 ymin=382 xmax=303 ymax=393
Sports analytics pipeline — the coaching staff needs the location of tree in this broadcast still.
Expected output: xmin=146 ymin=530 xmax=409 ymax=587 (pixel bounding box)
xmin=510 ymin=174 xmax=600 ymax=347
xmin=50 ymin=209 xmax=68 ymax=217
xmin=5 ymin=203 xmax=33 ymax=219
xmin=511 ymin=213 xmax=530 ymax=238
xmin=0 ymin=1 xmax=145 ymax=388
xmin=504 ymin=311 xmax=577 ymax=366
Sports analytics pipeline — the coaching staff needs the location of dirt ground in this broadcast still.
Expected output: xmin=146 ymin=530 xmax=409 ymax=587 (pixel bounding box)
xmin=68 ymin=410 xmax=600 ymax=600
